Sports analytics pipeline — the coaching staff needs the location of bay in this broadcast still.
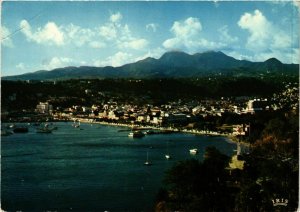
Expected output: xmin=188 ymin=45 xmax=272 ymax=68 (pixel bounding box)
xmin=1 ymin=122 xmax=236 ymax=211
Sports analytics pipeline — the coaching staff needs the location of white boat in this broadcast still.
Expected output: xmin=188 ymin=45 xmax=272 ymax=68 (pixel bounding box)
xmin=144 ymin=161 xmax=152 ymax=166
xmin=144 ymin=151 xmax=152 ymax=166
xmin=165 ymin=141 xmax=171 ymax=159
xmin=189 ymin=148 xmax=198 ymax=155
xmin=128 ymin=131 xmax=145 ymax=138
xmin=72 ymin=120 xmax=80 ymax=128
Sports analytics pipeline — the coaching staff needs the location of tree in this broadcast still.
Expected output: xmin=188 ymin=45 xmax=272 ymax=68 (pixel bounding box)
xmin=157 ymin=147 xmax=234 ymax=211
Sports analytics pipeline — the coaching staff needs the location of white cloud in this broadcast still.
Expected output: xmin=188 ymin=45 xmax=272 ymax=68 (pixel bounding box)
xmin=118 ymin=39 xmax=148 ymax=50
xmin=110 ymin=12 xmax=122 ymax=23
xmin=98 ymin=12 xmax=124 ymax=40
xmin=238 ymin=9 xmax=293 ymax=51
xmin=238 ymin=10 xmax=271 ymax=50
xmin=99 ymin=21 xmax=131 ymax=43
xmin=218 ymin=25 xmax=238 ymax=44
xmin=94 ymin=51 xmax=133 ymax=67
xmin=106 ymin=51 xmax=132 ymax=67
xmin=19 ymin=12 xmax=148 ymax=52
xmin=163 ymin=34 xmax=223 ymax=51
xmin=163 ymin=37 xmax=181 ymax=49
xmin=43 ymin=57 xmax=74 ymax=70
xmin=171 ymin=17 xmax=202 ymax=39
xmin=1 ymin=26 xmax=14 ymax=48
xmin=146 ymin=23 xmax=158 ymax=32
xmin=163 ymin=17 xmax=202 ymax=50
xmin=20 ymin=20 xmax=108 ymax=48
xmin=163 ymin=17 xmax=224 ymax=52
xmin=16 ymin=63 xmax=25 ymax=70
xmin=238 ymin=9 xmax=297 ymax=63
xmin=272 ymin=31 xmax=292 ymax=49
xmin=98 ymin=13 xmax=148 ymax=50
xmin=99 ymin=23 xmax=118 ymax=40
xmin=65 ymin=23 xmax=95 ymax=46
xmin=20 ymin=20 xmax=64 ymax=46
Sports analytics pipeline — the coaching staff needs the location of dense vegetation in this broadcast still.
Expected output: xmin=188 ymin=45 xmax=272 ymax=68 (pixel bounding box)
xmin=2 ymin=75 xmax=297 ymax=110
xmin=155 ymin=110 xmax=299 ymax=211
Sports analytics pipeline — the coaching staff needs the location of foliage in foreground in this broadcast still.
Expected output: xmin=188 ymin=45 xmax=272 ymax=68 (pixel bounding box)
xmin=156 ymin=110 xmax=299 ymax=212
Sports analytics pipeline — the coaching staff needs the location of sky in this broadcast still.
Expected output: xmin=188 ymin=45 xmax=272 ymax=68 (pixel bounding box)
xmin=1 ymin=1 xmax=299 ymax=76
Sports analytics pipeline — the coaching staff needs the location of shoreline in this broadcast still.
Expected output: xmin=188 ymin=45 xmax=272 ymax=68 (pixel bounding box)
xmin=3 ymin=118 xmax=248 ymax=146
xmin=75 ymin=118 xmax=241 ymax=144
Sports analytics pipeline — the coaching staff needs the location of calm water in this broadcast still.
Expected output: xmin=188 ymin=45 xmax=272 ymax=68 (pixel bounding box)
xmin=1 ymin=122 xmax=236 ymax=211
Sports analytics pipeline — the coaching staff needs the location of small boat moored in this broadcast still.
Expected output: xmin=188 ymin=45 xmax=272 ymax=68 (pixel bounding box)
xmin=128 ymin=131 xmax=145 ymax=138
xmin=13 ymin=127 xmax=29 ymax=133
xmin=1 ymin=130 xmax=13 ymax=136
xmin=165 ymin=154 xmax=171 ymax=160
xmin=189 ymin=148 xmax=198 ymax=155
xmin=36 ymin=128 xmax=52 ymax=133
xmin=144 ymin=151 xmax=152 ymax=166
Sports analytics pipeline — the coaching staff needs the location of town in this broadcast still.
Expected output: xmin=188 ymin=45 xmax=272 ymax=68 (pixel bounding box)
xmin=1 ymin=77 xmax=298 ymax=141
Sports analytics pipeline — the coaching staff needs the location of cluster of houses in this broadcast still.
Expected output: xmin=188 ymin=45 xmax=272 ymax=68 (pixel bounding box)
xmin=30 ymin=83 xmax=297 ymax=136
xmin=37 ymin=97 xmax=274 ymax=127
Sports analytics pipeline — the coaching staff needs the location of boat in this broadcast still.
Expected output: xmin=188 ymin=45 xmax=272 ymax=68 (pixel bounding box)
xmin=1 ymin=130 xmax=13 ymax=136
xmin=189 ymin=148 xmax=198 ymax=155
xmin=128 ymin=131 xmax=145 ymax=138
xmin=13 ymin=127 xmax=29 ymax=133
xmin=144 ymin=151 xmax=152 ymax=166
xmin=145 ymin=130 xmax=156 ymax=135
xmin=165 ymin=141 xmax=171 ymax=159
xmin=51 ymin=126 xmax=58 ymax=130
xmin=36 ymin=128 xmax=52 ymax=133
xmin=72 ymin=120 xmax=80 ymax=128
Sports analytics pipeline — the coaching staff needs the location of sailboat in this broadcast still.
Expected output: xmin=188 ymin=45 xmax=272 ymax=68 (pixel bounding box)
xmin=165 ymin=140 xmax=171 ymax=160
xmin=73 ymin=120 xmax=80 ymax=128
xmin=144 ymin=151 xmax=152 ymax=166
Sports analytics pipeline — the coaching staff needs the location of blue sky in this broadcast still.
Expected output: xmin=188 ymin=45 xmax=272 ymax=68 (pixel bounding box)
xmin=1 ymin=1 xmax=299 ymax=76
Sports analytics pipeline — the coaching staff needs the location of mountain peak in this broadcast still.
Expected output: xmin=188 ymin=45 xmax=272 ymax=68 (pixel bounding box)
xmin=264 ymin=57 xmax=282 ymax=64
xmin=159 ymin=51 xmax=193 ymax=67
xmin=161 ymin=50 xmax=190 ymax=57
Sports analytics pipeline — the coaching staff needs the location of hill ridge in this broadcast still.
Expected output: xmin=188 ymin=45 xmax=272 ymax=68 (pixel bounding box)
xmin=3 ymin=51 xmax=299 ymax=81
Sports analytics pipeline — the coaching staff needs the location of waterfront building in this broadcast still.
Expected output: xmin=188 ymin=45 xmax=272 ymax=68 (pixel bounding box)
xmin=36 ymin=102 xmax=53 ymax=114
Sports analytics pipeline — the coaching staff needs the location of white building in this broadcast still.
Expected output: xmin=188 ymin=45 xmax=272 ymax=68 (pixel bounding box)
xmin=36 ymin=102 xmax=53 ymax=114
xmin=246 ymin=99 xmax=268 ymax=114
xmin=108 ymin=110 xmax=118 ymax=120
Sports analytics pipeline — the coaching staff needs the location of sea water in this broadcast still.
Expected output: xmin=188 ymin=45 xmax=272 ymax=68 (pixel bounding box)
xmin=1 ymin=122 xmax=236 ymax=211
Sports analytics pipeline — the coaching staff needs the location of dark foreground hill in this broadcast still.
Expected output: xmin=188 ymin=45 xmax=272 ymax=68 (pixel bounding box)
xmin=3 ymin=51 xmax=299 ymax=80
